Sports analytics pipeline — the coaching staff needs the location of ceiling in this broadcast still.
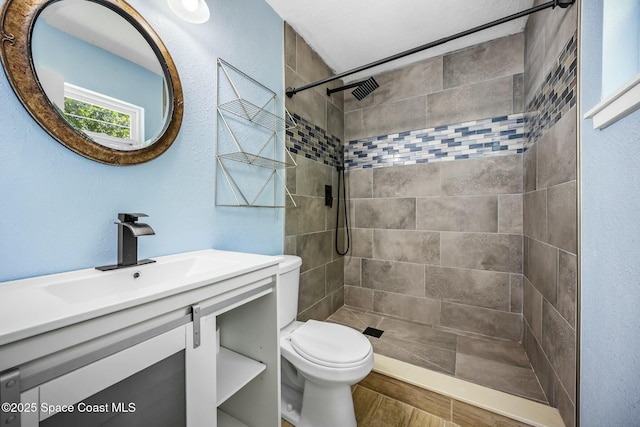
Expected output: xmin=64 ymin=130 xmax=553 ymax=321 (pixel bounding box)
xmin=266 ymin=0 xmax=534 ymax=82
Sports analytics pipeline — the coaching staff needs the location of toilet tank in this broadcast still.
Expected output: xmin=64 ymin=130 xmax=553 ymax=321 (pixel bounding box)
xmin=278 ymin=255 xmax=302 ymax=329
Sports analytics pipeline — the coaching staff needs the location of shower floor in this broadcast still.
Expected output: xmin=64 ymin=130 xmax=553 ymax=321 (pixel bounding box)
xmin=326 ymin=306 xmax=548 ymax=404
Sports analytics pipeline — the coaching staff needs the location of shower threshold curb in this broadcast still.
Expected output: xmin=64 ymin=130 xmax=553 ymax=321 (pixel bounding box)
xmin=372 ymin=353 xmax=565 ymax=427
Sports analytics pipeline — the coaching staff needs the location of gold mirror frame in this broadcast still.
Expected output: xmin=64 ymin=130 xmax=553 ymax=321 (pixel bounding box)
xmin=0 ymin=0 xmax=184 ymax=165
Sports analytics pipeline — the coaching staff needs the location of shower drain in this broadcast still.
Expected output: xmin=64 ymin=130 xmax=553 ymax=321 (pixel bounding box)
xmin=362 ymin=327 xmax=384 ymax=338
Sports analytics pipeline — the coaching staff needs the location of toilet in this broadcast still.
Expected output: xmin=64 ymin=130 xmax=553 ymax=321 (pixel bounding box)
xmin=278 ymin=255 xmax=374 ymax=427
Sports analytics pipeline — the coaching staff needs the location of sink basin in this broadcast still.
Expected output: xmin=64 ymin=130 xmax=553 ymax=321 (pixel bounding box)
xmin=44 ymin=253 xmax=239 ymax=304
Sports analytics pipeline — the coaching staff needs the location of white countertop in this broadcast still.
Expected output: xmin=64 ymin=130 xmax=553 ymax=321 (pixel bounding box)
xmin=0 ymin=249 xmax=282 ymax=347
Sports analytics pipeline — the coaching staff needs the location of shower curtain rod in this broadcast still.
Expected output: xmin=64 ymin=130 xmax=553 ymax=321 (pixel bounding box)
xmin=286 ymin=0 xmax=575 ymax=98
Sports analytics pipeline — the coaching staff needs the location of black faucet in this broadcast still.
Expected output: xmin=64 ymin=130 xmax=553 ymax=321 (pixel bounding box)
xmin=96 ymin=213 xmax=156 ymax=271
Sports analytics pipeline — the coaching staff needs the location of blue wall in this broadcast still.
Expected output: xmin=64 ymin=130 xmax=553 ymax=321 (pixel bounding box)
xmin=581 ymin=0 xmax=640 ymax=424
xmin=0 ymin=0 xmax=285 ymax=282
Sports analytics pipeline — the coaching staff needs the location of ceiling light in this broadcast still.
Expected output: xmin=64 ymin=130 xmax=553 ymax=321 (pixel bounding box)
xmin=168 ymin=0 xmax=210 ymax=24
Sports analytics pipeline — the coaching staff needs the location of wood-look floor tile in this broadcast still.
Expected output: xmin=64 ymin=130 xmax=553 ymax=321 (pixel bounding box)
xmin=359 ymin=372 xmax=452 ymax=420
xmin=408 ymin=408 xmax=461 ymax=427
xmin=353 ymin=385 xmax=383 ymax=424
xmin=360 ymin=395 xmax=412 ymax=427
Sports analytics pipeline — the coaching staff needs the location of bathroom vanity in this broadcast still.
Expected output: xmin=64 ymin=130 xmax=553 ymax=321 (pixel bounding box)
xmin=0 ymin=250 xmax=282 ymax=427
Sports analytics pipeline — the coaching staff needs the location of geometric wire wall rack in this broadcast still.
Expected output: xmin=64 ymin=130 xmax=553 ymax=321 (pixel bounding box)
xmin=215 ymin=58 xmax=297 ymax=207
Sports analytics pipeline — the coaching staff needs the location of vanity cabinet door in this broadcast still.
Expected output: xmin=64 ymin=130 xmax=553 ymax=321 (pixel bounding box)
xmin=18 ymin=318 xmax=217 ymax=427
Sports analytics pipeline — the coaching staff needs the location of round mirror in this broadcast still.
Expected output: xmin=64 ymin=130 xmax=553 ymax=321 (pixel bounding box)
xmin=0 ymin=0 xmax=183 ymax=165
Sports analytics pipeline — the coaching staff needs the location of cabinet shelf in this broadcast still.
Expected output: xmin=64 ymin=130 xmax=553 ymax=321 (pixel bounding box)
xmin=218 ymin=99 xmax=296 ymax=133
xmin=217 ymin=409 xmax=248 ymax=427
xmin=216 ymin=346 xmax=266 ymax=406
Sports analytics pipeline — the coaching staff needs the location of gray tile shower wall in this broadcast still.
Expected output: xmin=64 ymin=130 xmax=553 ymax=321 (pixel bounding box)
xmin=284 ymin=23 xmax=344 ymax=141
xmin=284 ymin=23 xmax=346 ymax=321
xmin=523 ymin=2 xmax=577 ymax=425
xmin=525 ymin=35 xmax=577 ymax=149
xmin=344 ymin=155 xmax=525 ymax=342
xmin=343 ymin=33 xmax=526 ymax=344
xmin=345 ymin=33 xmax=524 ymax=142
xmin=285 ymin=154 xmax=346 ymax=321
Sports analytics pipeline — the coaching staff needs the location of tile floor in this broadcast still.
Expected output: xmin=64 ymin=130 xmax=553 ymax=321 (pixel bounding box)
xmin=326 ymin=306 xmax=548 ymax=404
xmin=282 ymin=385 xmax=459 ymax=427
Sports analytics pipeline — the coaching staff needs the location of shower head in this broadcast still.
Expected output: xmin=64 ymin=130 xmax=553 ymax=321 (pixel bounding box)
xmin=351 ymin=77 xmax=379 ymax=100
xmin=326 ymin=77 xmax=379 ymax=101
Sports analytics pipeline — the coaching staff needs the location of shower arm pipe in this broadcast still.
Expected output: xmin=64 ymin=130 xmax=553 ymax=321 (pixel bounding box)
xmin=285 ymin=0 xmax=574 ymax=98
xmin=326 ymin=80 xmax=365 ymax=96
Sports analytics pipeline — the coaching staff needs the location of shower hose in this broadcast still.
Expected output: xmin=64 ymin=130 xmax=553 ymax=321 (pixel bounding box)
xmin=335 ymin=166 xmax=350 ymax=256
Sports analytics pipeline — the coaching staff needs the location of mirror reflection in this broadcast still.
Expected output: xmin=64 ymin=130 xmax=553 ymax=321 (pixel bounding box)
xmin=31 ymin=0 xmax=169 ymax=151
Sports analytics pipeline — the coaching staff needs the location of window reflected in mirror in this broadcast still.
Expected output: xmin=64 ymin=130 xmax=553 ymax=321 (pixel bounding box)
xmin=62 ymin=83 xmax=143 ymax=150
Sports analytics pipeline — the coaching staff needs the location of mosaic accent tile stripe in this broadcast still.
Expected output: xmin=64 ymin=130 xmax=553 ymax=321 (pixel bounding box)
xmin=286 ymin=113 xmax=342 ymax=167
xmin=344 ymin=114 xmax=525 ymax=170
xmin=287 ymin=33 xmax=574 ymax=171
xmin=526 ymin=32 xmax=577 ymax=147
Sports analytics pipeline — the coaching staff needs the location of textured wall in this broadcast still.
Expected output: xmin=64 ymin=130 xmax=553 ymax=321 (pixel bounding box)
xmin=0 ymin=0 xmax=284 ymax=281
xmin=522 ymin=1 xmax=577 ymax=426
xmin=580 ymin=0 xmax=640 ymax=425
xmin=284 ymin=24 xmax=346 ymax=321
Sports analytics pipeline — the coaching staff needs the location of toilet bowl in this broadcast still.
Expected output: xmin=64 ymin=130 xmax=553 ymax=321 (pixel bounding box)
xmin=278 ymin=255 xmax=374 ymax=427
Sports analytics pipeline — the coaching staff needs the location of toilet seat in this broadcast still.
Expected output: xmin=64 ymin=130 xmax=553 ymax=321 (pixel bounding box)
xmin=289 ymin=320 xmax=372 ymax=368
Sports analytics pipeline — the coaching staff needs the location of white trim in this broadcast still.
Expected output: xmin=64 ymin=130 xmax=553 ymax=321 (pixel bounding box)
xmin=584 ymin=72 xmax=640 ymax=129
